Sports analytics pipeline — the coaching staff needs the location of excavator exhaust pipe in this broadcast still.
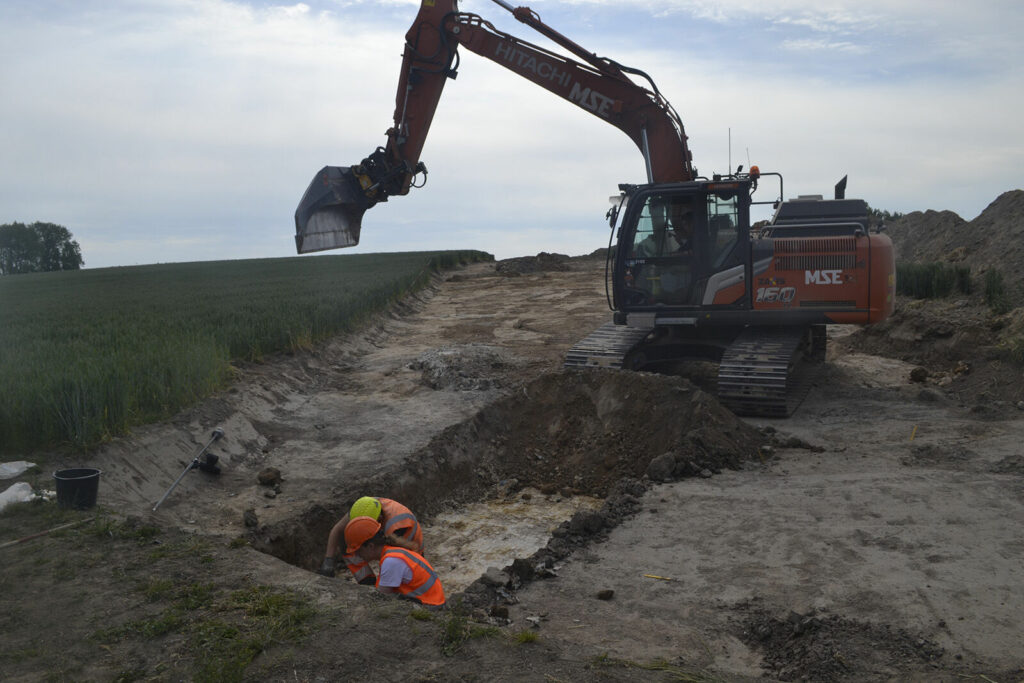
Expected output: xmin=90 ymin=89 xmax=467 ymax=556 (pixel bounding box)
xmin=294 ymin=166 xmax=372 ymax=254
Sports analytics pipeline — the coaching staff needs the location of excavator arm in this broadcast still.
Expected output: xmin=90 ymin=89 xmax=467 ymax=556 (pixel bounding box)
xmin=294 ymin=0 xmax=694 ymax=253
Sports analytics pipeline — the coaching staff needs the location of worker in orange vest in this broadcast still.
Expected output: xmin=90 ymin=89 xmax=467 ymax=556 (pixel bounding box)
xmin=343 ymin=515 xmax=445 ymax=608
xmin=318 ymin=496 xmax=424 ymax=583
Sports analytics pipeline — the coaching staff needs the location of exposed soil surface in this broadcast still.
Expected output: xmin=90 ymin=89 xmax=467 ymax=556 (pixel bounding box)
xmin=2 ymin=248 xmax=1023 ymax=681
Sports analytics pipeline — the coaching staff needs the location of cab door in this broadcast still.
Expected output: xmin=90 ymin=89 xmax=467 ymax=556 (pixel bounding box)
xmin=695 ymin=184 xmax=751 ymax=308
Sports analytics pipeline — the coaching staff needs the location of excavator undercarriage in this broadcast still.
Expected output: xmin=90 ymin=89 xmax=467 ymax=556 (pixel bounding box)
xmin=564 ymin=323 xmax=826 ymax=417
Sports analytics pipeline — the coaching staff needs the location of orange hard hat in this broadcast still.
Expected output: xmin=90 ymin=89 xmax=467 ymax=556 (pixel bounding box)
xmin=345 ymin=515 xmax=382 ymax=554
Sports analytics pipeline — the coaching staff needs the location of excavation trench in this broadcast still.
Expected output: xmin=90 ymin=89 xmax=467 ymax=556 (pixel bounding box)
xmin=249 ymin=370 xmax=766 ymax=598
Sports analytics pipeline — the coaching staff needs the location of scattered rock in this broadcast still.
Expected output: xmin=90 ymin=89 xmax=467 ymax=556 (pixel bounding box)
xmin=510 ymin=558 xmax=534 ymax=582
xmin=646 ymin=452 xmax=676 ymax=482
xmin=257 ymin=467 xmax=282 ymax=486
xmin=596 ymin=589 xmax=614 ymax=601
xmin=909 ymin=367 xmax=929 ymax=383
xmin=567 ymin=509 xmax=606 ymax=536
xmin=242 ymin=509 xmax=258 ymax=527
xmin=409 ymin=344 xmax=521 ymax=391
xmin=481 ymin=567 xmax=509 ymax=587
xmin=489 ymin=604 xmax=509 ymax=619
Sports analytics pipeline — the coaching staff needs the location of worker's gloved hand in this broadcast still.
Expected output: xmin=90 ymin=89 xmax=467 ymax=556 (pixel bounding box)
xmin=318 ymin=557 xmax=336 ymax=577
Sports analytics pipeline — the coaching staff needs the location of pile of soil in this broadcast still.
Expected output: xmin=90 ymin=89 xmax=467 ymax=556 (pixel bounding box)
xmin=734 ymin=601 xmax=945 ymax=682
xmin=886 ymin=189 xmax=1024 ymax=302
xmin=494 ymin=251 xmax=573 ymax=275
xmin=389 ymin=370 xmax=760 ymax=508
xmin=838 ymin=296 xmax=1024 ymax=408
xmin=408 ymin=343 xmax=524 ymax=391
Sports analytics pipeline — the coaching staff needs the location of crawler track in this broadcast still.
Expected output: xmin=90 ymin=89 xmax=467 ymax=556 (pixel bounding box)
xmin=716 ymin=326 xmax=819 ymax=417
xmin=567 ymin=322 xmax=823 ymax=417
xmin=564 ymin=322 xmax=653 ymax=369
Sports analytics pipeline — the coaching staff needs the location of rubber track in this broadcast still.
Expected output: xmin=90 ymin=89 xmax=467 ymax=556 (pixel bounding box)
xmin=717 ymin=327 xmax=813 ymax=417
xmin=564 ymin=322 xmax=653 ymax=369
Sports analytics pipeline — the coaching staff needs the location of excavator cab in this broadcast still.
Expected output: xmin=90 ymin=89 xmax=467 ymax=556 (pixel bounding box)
xmin=613 ymin=180 xmax=752 ymax=318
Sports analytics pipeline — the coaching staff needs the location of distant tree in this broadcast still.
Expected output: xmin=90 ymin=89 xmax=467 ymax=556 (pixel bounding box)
xmin=0 ymin=222 xmax=84 ymax=275
xmin=866 ymin=206 xmax=905 ymax=228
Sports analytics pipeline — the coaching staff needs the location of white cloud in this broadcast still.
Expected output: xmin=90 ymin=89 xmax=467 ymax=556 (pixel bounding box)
xmin=779 ymin=38 xmax=868 ymax=54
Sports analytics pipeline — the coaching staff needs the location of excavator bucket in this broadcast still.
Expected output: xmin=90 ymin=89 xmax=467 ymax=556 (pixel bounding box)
xmin=294 ymin=166 xmax=372 ymax=253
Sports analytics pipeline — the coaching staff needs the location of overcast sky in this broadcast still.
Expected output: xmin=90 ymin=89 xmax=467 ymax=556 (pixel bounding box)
xmin=2 ymin=0 xmax=1021 ymax=268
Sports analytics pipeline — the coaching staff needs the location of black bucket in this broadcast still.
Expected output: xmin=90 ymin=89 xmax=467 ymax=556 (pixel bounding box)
xmin=53 ymin=468 xmax=101 ymax=510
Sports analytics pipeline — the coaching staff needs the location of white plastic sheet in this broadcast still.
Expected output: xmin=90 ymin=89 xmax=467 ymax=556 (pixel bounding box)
xmin=0 ymin=482 xmax=35 ymax=512
xmin=0 ymin=461 xmax=36 ymax=479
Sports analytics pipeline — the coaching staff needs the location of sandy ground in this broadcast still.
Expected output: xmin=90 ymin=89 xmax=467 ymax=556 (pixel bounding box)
xmin=5 ymin=256 xmax=1023 ymax=681
xmin=512 ymin=347 xmax=1024 ymax=679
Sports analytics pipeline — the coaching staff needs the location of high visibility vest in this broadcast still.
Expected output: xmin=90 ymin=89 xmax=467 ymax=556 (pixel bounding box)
xmin=378 ymin=546 xmax=445 ymax=607
xmin=379 ymin=498 xmax=423 ymax=551
xmin=343 ymin=498 xmax=423 ymax=582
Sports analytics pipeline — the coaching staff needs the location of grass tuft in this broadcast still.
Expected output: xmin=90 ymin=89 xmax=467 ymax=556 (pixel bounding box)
xmin=983 ymin=269 xmax=1013 ymax=314
xmin=896 ymin=261 xmax=971 ymax=299
xmin=511 ymin=629 xmax=540 ymax=644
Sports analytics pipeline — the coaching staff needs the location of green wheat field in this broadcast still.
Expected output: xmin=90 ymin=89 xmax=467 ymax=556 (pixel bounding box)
xmin=0 ymin=250 xmax=490 ymax=455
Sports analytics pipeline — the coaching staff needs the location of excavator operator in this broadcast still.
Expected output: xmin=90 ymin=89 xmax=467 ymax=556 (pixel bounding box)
xmin=629 ymin=197 xmax=695 ymax=304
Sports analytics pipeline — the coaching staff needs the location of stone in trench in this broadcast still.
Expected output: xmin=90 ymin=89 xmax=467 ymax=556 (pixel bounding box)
xmin=510 ymin=558 xmax=534 ymax=582
xmin=910 ymin=367 xmax=929 ymax=383
xmin=257 ymin=467 xmax=282 ymax=486
xmin=596 ymin=589 xmax=614 ymax=600
xmin=568 ymin=509 xmax=606 ymax=536
xmin=481 ymin=567 xmax=509 ymax=587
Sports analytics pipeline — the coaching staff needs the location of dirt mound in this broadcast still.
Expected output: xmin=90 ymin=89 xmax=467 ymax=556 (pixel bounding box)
xmin=388 ymin=369 xmax=763 ymax=508
xmin=838 ymin=297 xmax=1024 ymax=407
xmin=408 ymin=343 xmax=524 ymax=391
xmin=887 ymin=189 xmax=1024 ymax=301
xmin=735 ymin=603 xmax=946 ymax=682
xmin=494 ymin=251 xmax=572 ymax=275
xmin=885 ymin=209 xmax=967 ymax=263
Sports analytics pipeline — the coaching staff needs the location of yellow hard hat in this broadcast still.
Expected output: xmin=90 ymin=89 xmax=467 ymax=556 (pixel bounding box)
xmin=345 ymin=516 xmax=383 ymax=554
xmin=350 ymin=496 xmax=383 ymax=521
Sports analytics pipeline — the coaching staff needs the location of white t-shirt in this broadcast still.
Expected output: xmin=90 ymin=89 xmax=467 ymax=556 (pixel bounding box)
xmin=378 ymin=556 xmax=413 ymax=589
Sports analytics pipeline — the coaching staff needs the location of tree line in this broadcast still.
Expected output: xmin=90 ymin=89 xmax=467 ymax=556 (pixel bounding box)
xmin=0 ymin=222 xmax=84 ymax=275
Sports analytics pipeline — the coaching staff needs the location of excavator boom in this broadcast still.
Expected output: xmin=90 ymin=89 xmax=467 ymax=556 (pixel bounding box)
xmin=294 ymin=0 xmax=692 ymax=253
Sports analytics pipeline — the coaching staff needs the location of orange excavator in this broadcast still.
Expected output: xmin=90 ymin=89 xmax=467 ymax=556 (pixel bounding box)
xmin=294 ymin=0 xmax=895 ymax=416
